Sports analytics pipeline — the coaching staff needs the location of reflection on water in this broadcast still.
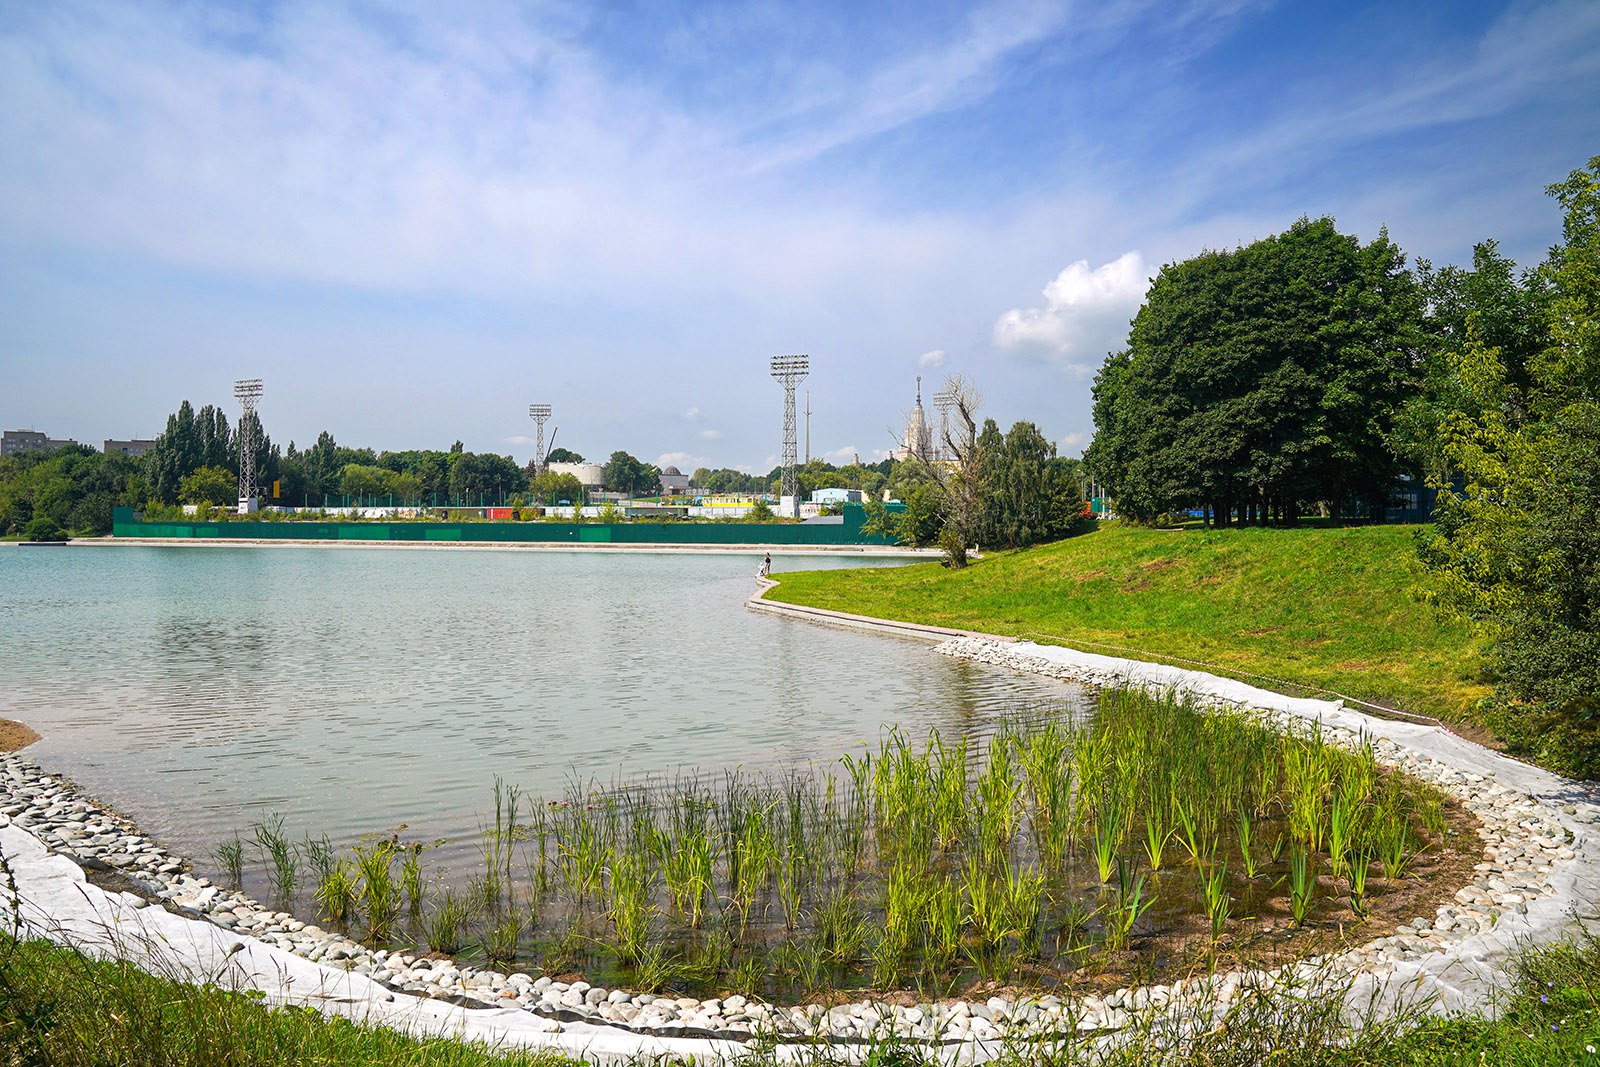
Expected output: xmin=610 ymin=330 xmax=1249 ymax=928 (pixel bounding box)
xmin=0 ymin=546 xmax=1086 ymax=873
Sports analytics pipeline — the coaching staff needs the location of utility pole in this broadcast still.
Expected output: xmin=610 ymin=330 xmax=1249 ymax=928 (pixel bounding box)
xmin=804 ymin=390 xmax=811 ymax=465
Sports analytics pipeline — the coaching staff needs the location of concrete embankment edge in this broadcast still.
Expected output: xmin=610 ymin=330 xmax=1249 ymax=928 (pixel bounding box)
xmin=746 ymin=577 xmax=1015 ymax=642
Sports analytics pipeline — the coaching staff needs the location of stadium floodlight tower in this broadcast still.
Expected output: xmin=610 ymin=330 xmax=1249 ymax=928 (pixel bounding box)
xmin=932 ymin=388 xmax=956 ymax=462
xmin=233 ymin=378 xmax=264 ymax=513
xmin=528 ymin=404 xmax=553 ymax=476
xmin=769 ymin=354 xmax=809 ymax=517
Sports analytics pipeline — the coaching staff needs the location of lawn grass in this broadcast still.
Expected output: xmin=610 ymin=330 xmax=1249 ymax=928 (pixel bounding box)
xmin=0 ymin=935 xmax=584 ymax=1067
xmin=768 ymin=522 xmax=1486 ymax=725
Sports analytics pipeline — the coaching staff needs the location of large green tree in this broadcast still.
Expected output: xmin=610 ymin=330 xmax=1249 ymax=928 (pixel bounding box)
xmin=179 ymin=465 xmax=238 ymax=506
xmin=1085 ymin=218 xmax=1426 ymax=525
xmin=601 ymin=451 xmax=660 ymax=497
xmin=979 ymin=420 xmax=1086 ymax=549
xmin=1418 ymin=156 xmax=1600 ymax=778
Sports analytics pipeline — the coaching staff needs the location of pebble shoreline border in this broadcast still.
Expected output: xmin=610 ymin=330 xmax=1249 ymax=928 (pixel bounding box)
xmin=2 ymin=616 xmax=1598 ymax=1051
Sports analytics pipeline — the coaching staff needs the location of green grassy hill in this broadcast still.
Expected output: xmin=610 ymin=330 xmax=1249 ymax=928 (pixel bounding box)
xmin=769 ymin=523 xmax=1486 ymax=725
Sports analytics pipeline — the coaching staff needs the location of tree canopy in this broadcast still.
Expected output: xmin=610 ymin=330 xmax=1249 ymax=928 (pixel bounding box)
xmin=1085 ymin=217 xmax=1425 ymax=525
xmin=602 ymin=451 xmax=660 ymax=497
xmin=1417 ymin=155 xmax=1600 ymax=778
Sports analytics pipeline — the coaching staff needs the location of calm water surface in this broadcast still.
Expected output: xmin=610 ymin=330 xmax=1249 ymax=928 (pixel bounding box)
xmin=0 ymin=545 xmax=1084 ymax=874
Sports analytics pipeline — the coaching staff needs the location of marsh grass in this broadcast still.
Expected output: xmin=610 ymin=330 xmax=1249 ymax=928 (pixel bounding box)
xmin=220 ymin=688 xmax=1464 ymax=1001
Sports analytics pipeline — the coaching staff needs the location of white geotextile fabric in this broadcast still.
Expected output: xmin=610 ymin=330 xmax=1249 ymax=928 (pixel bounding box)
xmin=1004 ymin=641 xmax=1600 ymax=1017
xmin=0 ymin=822 xmax=758 ymax=1065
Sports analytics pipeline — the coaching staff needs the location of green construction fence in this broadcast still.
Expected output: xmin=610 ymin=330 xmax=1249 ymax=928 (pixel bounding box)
xmin=110 ymin=504 xmax=904 ymax=547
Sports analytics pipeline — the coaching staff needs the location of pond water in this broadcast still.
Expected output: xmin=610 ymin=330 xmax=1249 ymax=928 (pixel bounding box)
xmin=0 ymin=545 xmax=1086 ymax=876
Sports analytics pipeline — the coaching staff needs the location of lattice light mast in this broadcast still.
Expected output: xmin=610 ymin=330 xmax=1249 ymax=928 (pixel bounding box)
xmin=528 ymin=404 xmax=553 ymax=476
xmin=769 ymin=354 xmax=809 ymax=517
xmin=932 ymin=389 xmax=956 ymax=462
xmin=233 ymin=378 xmax=263 ymax=512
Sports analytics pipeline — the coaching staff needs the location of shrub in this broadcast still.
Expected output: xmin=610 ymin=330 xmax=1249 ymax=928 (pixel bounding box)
xmin=23 ymin=516 xmax=66 ymax=542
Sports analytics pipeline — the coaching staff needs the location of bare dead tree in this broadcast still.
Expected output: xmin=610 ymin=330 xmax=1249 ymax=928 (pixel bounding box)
xmin=888 ymin=374 xmax=987 ymax=565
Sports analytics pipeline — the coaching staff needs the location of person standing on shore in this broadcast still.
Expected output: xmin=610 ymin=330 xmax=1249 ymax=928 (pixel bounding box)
xmin=758 ymin=552 xmax=772 ymax=578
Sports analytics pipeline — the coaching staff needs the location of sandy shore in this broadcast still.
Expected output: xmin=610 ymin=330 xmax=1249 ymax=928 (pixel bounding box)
xmin=0 ymin=717 xmax=40 ymax=751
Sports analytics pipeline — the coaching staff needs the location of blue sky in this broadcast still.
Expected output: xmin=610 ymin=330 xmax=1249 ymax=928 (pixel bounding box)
xmin=2 ymin=0 xmax=1597 ymax=471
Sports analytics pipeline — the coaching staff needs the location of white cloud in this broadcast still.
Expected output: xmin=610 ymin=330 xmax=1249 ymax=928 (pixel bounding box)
xmin=918 ymin=349 xmax=946 ymax=369
xmin=1057 ymin=431 xmax=1087 ymax=455
xmin=655 ymin=451 xmax=706 ymax=470
xmin=993 ymin=252 xmax=1148 ymax=365
xmin=824 ymin=445 xmax=889 ymax=465
xmin=697 ymin=428 xmax=723 ymax=440
xmin=684 ymin=407 xmax=704 ymax=421
xmin=501 ymin=434 xmax=534 ymax=446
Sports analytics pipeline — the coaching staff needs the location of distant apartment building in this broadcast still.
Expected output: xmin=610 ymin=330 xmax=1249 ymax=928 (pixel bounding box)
xmin=1 ymin=429 xmax=80 ymax=456
xmin=104 ymin=438 xmax=156 ymax=457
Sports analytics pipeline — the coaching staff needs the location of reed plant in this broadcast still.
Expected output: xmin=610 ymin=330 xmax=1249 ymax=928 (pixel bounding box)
xmin=298 ymin=832 xmax=335 ymax=889
xmin=1104 ymin=859 xmax=1152 ymax=951
xmin=352 ymin=838 xmax=400 ymax=942
xmin=1328 ymin=788 xmax=1354 ymax=879
xmin=213 ymin=834 xmax=244 ymax=887
xmin=1002 ymin=865 xmax=1045 ymax=956
xmin=1236 ymin=808 xmax=1259 ymax=880
xmin=1348 ymin=846 xmax=1372 ymax=918
xmin=213 ymin=682 xmax=1462 ymax=1000
xmin=815 ymin=887 xmax=869 ymax=967
xmin=1199 ymin=858 xmax=1230 ymax=941
xmin=251 ymin=814 xmax=297 ymax=901
xmin=1142 ymin=810 xmax=1173 ymax=871
xmin=1376 ymin=816 xmax=1417 ymax=882
xmin=1090 ymin=796 xmax=1126 ymax=883
xmin=1288 ymin=844 xmax=1317 ymax=928
xmin=399 ymin=842 xmax=425 ymax=916
xmin=1021 ymin=722 xmax=1073 ymax=868
xmin=605 ymin=847 xmax=654 ymax=964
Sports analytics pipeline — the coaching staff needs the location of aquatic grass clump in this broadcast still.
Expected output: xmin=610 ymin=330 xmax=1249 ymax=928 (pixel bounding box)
xmin=420 ymin=889 xmax=473 ymax=954
xmin=313 ymin=859 xmax=360 ymax=926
